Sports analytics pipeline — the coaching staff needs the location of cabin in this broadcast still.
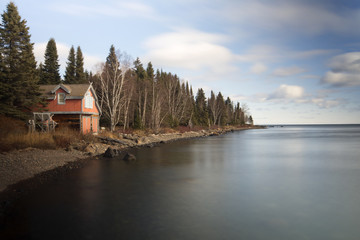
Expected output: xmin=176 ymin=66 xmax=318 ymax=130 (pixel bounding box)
xmin=37 ymin=83 xmax=101 ymax=134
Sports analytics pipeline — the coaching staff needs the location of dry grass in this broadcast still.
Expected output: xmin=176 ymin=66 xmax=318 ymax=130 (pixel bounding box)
xmin=1 ymin=132 xmax=57 ymax=151
xmin=0 ymin=115 xmax=96 ymax=152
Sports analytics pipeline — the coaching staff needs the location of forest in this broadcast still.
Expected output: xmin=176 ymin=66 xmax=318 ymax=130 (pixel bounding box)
xmin=0 ymin=2 xmax=253 ymax=132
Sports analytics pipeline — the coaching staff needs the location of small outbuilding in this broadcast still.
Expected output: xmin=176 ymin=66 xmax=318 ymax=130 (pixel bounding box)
xmin=37 ymin=83 xmax=101 ymax=134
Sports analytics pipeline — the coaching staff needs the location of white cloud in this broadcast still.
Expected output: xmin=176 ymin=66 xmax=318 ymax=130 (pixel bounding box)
xmin=34 ymin=42 xmax=102 ymax=74
xmin=328 ymin=52 xmax=360 ymax=74
xmin=321 ymin=52 xmax=360 ymax=87
xmin=142 ymin=28 xmax=238 ymax=74
xmin=222 ymin=0 xmax=360 ymax=36
xmin=272 ymin=66 xmax=306 ymax=77
xmin=310 ymin=98 xmax=342 ymax=109
xmin=250 ymin=62 xmax=267 ymax=74
xmin=232 ymin=84 xmax=345 ymax=111
xmin=236 ymin=44 xmax=335 ymax=66
xmin=50 ymin=1 xmax=156 ymax=19
xmin=268 ymin=84 xmax=305 ymax=100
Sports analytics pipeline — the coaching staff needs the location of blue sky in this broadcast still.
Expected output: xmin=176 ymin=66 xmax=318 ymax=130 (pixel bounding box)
xmin=3 ymin=0 xmax=360 ymax=124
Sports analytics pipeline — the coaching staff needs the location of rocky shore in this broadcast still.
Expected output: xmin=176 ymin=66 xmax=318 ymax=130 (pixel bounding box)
xmin=0 ymin=126 xmax=263 ymax=193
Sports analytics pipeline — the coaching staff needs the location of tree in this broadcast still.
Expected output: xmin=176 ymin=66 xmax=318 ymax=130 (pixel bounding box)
xmin=64 ymin=46 xmax=76 ymax=84
xmin=39 ymin=38 xmax=61 ymax=84
xmin=248 ymin=115 xmax=254 ymax=125
xmin=163 ymin=74 xmax=189 ymax=127
xmin=208 ymin=91 xmax=217 ymax=125
xmin=215 ymin=92 xmax=225 ymax=126
xmin=149 ymin=69 xmax=167 ymax=131
xmin=0 ymin=2 xmax=42 ymax=119
xmin=75 ymin=46 xmax=86 ymax=83
xmin=194 ymin=88 xmax=208 ymax=126
xmin=133 ymin=57 xmax=148 ymax=128
xmin=95 ymin=45 xmax=131 ymax=132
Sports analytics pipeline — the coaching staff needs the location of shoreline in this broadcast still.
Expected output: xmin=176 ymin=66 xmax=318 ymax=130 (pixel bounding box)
xmin=0 ymin=125 xmax=264 ymax=193
xmin=0 ymin=125 xmax=264 ymax=225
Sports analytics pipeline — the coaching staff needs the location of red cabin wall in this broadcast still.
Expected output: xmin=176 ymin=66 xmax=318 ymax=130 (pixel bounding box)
xmin=44 ymin=87 xmax=100 ymax=134
xmin=82 ymin=90 xmax=99 ymax=115
xmin=47 ymin=89 xmax=82 ymax=112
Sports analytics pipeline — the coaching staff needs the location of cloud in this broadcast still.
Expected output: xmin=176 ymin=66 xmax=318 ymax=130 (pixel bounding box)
xmin=310 ymin=98 xmax=342 ymax=109
xmin=34 ymin=42 xmax=102 ymax=74
xmin=222 ymin=0 xmax=360 ymax=36
xmin=250 ymin=62 xmax=267 ymax=74
xmin=50 ymin=1 xmax=155 ymax=19
xmin=232 ymin=84 xmax=345 ymax=110
xmin=268 ymin=84 xmax=305 ymax=100
xmin=321 ymin=52 xmax=360 ymax=87
xmin=272 ymin=66 xmax=306 ymax=77
xmin=142 ymin=28 xmax=238 ymax=74
xmin=236 ymin=44 xmax=336 ymax=66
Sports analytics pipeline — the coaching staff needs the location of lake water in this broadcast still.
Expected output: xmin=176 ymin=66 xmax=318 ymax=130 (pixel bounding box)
xmin=1 ymin=125 xmax=360 ymax=239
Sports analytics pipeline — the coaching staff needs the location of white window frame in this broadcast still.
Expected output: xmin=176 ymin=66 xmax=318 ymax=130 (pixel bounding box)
xmin=58 ymin=93 xmax=66 ymax=105
xmin=84 ymin=92 xmax=93 ymax=109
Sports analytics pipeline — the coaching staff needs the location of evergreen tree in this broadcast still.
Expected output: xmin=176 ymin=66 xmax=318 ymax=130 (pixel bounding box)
xmin=194 ymin=88 xmax=208 ymax=126
xmin=215 ymin=92 xmax=225 ymax=126
xmin=248 ymin=115 xmax=254 ymax=125
xmin=39 ymin=38 xmax=61 ymax=84
xmin=133 ymin=57 xmax=147 ymax=80
xmin=64 ymin=46 xmax=76 ymax=84
xmin=75 ymin=46 xmax=86 ymax=83
xmin=0 ymin=2 xmax=42 ymax=118
xmin=146 ymin=62 xmax=155 ymax=80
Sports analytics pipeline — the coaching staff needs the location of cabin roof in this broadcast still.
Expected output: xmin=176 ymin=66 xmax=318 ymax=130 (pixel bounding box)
xmin=39 ymin=83 xmax=92 ymax=98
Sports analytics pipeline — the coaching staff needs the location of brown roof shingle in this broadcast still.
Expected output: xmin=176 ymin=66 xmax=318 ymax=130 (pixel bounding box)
xmin=40 ymin=84 xmax=91 ymax=98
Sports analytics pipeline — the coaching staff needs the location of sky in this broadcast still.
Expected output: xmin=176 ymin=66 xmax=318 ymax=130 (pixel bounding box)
xmin=2 ymin=0 xmax=360 ymax=124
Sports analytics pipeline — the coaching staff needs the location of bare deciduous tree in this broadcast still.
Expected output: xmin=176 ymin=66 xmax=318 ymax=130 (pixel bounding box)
xmin=96 ymin=45 xmax=132 ymax=132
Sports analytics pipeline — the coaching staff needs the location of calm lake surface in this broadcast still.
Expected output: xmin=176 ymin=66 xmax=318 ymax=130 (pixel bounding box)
xmin=2 ymin=125 xmax=360 ymax=239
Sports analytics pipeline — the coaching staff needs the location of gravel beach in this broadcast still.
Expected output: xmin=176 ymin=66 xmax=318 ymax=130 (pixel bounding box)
xmin=0 ymin=126 xmax=261 ymax=193
xmin=0 ymin=148 xmax=88 ymax=192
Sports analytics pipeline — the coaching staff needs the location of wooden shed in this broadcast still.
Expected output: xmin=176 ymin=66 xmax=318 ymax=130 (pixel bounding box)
xmin=38 ymin=83 xmax=101 ymax=134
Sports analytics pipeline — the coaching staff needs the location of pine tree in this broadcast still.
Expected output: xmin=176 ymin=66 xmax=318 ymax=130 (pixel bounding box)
xmin=0 ymin=2 xmax=42 ymax=118
xmin=146 ymin=62 xmax=155 ymax=80
xmin=134 ymin=57 xmax=147 ymax=80
xmin=75 ymin=46 xmax=86 ymax=83
xmin=194 ymin=88 xmax=209 ymax=126
xmin=215 ymin=92 xmax=225 ymax=126
xmin=39 ymin=38 xmax=61 ymax=84
xmin=64 ymin=46 xmax=76 ymax=84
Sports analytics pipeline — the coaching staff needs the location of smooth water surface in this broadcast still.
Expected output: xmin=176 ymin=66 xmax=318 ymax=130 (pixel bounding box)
xmin=2 ymin=125 xmax=360 ymax=239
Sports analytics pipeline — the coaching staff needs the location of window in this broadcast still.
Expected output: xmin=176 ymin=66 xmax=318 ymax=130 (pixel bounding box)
xmin=85 ymin=92 xmax=93 ymax=109
xmin=58 ymin=93 xmax=65 ymax=104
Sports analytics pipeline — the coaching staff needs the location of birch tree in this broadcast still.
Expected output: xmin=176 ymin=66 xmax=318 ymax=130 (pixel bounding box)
xmin=96 ymin=45 xmax=131 ymax=132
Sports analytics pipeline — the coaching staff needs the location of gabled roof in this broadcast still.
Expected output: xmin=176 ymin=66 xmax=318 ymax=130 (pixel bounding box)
xmin=39 ymin=83 xmax=102 ymax=115
xmin=40 ymin=83 xmax=92 ymax=99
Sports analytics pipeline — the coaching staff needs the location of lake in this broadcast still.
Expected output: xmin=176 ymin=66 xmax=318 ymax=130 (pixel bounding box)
xmin=1 ymin=125 xmax=360 ymax=239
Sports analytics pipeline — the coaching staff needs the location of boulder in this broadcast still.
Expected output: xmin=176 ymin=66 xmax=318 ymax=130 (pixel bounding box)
xmin=104 ymin=147 xmax=118 ymax=158
xmin=123 ymin=152 xmax=136 ymax=162
xmin=84 ymin=144 xmax=97 ymax=154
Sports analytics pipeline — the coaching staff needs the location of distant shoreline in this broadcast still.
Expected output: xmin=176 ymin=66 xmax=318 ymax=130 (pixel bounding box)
xmin=265 ymin=123 xmax=360 ymax=126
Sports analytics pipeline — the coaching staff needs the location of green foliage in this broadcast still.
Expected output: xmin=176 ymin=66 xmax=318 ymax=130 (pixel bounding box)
xmin=64 ymin=45 xmax=86 ymax=84
xmin=64 ymin=46 xmax=76 ymax=83
xmin=146 ymin=62 xmax=154 ymax=80
xmin=39 ymin=38 xmax=61 ymax=84
xmin=194 ymin=88 xmax=209 ymax=126
xmin=75 ymin=46 xmax=86 ymax=83
xmin=216 ymin=92 xmax=225 ymax=125
xmin=134 ymin=57 xmax=147 ymax=80
xmin=0 ymin=2 xmax=43 ymax=119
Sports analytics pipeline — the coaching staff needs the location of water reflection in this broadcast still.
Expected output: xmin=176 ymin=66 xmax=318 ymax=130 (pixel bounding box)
xmin=2 ymin=125 xmax=360 ymax=239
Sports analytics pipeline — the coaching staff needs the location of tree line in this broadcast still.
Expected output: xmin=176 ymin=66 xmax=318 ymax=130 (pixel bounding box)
xmin=0 ymin=2 xmax=253 ymax=130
